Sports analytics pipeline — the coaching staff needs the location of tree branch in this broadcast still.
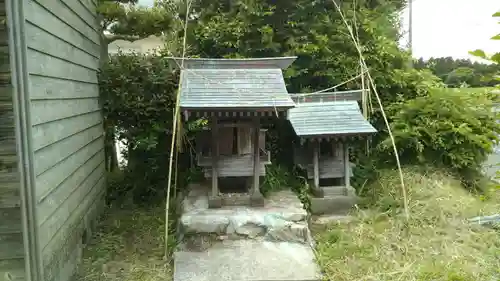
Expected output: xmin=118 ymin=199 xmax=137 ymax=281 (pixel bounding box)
xmin=105 ymin=33 xmax=144 ymax=44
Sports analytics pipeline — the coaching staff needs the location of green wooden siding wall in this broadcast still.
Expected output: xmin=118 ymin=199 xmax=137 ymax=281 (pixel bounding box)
xmin=0 ymin=0 xmax=26 ymax=279
xmin=24 ymin=0 xmax=105 ymax=280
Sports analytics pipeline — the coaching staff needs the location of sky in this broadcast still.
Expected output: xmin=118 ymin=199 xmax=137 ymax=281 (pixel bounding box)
xmin=138 ymin=0 xmax=500 ymax=60
xmin=401 ymin=0 xmax=500 ymax=60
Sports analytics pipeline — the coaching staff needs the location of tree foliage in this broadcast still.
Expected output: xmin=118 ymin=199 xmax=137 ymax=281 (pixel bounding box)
xmin=100 ymin=53 xmax=178 ymax=142
xmin=415 ymin=13 xmax=500 ymax=89
xmin=383 ymin=89 xmax=500 ymax=178
xmin=98 ymin=0 xmax=175 ymax=45
xmin=97 ymin=0 xmax=178 ymax=172
xmin=99 ymin=52 xmax=181 ymax=202
xmin=356 ymin=9 xmax=500 ymax=189
xmin=414 ymin=56 xmax=500 ymax=88
xmin=468 ymin=11 xmax=500 ymax=85
xmin=188 ymin=0 xmax=408 ymax=94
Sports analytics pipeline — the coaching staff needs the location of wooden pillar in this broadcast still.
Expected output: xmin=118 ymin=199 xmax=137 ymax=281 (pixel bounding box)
xmin=311 ymin=139 xmax=324 ymax=198
xmin=343 ymin=142 xmax=350 ymax=195
xmin=250 ymin=117 xmax=264 ymax=206
xmin=313 ymin=141 xmax=320 ymax=189
xmin=208 ymin=116 xmax=221 ymax=208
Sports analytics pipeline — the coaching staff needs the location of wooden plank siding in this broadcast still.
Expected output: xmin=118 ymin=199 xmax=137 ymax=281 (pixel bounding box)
xmin=304 ymin=158 xmax=353 ymax=180
xmin=0 ymin=0 xmax=26 ymax=279
xmin=23 ymin=1 xmax=104 ymax=281
xmin=295 ymin=142 xmax=354 ymax=180
xmin=202 ymin=156 xmax=268 ymax=177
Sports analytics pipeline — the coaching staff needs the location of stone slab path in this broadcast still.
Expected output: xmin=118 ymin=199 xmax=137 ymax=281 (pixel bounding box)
xmin=174 ymin=240 xmax=320 ymax=281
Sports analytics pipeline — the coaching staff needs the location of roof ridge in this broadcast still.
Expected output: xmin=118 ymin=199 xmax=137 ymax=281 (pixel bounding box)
xmin=167 ymin=57 xmax=297 ymax=70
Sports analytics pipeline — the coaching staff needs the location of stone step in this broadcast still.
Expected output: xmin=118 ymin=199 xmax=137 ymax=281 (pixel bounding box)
xmin=312 ymin=214 xmax=352 ymax=225
xmin=174 ymin=240 xmax=321 ymax=281
xmin=310 ymin=195 xmax=357 ymax=216
xmin=181 ymin=211 xmax=311 ymax=244
xmin=321 ymin=186 xmax=355 ymax=197
xmin=181 ymin=188 xmax=310 ymax=244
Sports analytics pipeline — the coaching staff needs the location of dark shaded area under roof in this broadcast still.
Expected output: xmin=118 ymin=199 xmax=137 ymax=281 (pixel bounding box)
xmin=287 ymin=100 xmax=377 ymax=137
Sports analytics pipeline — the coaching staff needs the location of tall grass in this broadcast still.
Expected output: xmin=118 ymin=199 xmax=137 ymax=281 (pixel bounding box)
xmin=314 ymin=167 xmax=500 ymax=281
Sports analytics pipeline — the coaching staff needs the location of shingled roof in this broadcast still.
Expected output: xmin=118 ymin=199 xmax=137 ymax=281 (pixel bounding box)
xmin=167 ymin=57 xmax=296 ymax=111
xmin=287 ymin=100 xmax=377 ymax=138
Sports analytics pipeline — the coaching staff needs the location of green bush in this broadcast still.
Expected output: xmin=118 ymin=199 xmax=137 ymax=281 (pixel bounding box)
xmin=99 ymin=52 xmax=181 ymax=204
xmin=381 ymin=88 xmax=500 ymax=186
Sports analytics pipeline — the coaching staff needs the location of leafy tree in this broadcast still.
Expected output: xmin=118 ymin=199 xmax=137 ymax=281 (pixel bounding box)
xmin=444 ymin=67 xmax=476 ymax=87
xmin=97 ymin=0 xmax=176 ymax=171
xmin=420 ymin=12 xmax=499 ymax=89
xmin=470 ymin=11 xmax=500 ymax=84
xmin=97 ymin=0 xmax=176 ymax=59
xmin=415 ymin=57 xmax=500 ymax=88
xmin=470 ymin=11 xmax=500 ymax=60
xmin=188 ymin=0 xmax=407 ymax=92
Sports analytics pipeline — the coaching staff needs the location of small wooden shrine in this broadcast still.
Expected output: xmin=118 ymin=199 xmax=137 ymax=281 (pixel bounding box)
xmin=288 ymin=91 xmax=376 ymax=212
xmin=170 ymin=57 xmax=297 ymax=208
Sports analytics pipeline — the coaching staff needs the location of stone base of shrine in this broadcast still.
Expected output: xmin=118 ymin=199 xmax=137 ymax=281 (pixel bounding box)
xmin=178 ymin=183 xmax=310 ymax=244
xmin=310 ymin=194 xmax=357 ymax=215
xmin=206 ymin=192 xmax=265 ymax=208
xmin=311 ymin=185 xmax=356 ymax=198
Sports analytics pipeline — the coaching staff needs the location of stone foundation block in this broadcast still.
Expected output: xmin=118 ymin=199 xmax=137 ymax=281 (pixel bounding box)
xmin=310 ymin=195 xmax=357 ymax=216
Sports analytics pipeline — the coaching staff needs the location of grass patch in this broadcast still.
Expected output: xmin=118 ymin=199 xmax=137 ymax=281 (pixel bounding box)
xmin=76 ymin=203 xmax=177 ymax=281
xmin=314 ymin=167 xmax=500 ymax=281
xmin=260 ymin=164 xmax=293 ymax=197
xmin=260 ymin=164 xmax=311 ymax=209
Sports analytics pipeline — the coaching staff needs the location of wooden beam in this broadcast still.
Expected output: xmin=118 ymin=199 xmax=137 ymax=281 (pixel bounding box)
xmin=209 ymin=116 xmax=221 ymax=208
xmin=313 ymin=141 xmax=319 ymax=189
xmin=343 ymin=142 xmax=350 ymax=195
xmin=250 ymin=117 xmax=264 ymax=206
xmin=188 ymin=109 xmax=290 ymax=118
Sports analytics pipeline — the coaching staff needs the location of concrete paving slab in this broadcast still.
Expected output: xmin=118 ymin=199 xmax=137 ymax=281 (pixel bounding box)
xmin=174 ymin=240 xmax=321 ymax=281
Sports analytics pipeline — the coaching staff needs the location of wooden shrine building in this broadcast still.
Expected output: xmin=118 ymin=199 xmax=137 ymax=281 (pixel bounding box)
xmin=169 ymin=57 xmax=296 ymax=208
xmin=288 ymin=91 xmax=377 ymax=214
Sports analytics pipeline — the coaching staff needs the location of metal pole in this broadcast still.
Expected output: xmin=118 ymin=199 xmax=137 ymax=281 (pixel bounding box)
xmin=408 ymin=0 xmax=413 ymax=68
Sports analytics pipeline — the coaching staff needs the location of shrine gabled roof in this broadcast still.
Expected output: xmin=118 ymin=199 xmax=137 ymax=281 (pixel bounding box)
xmin=287 ymin=100 xmax=377 ymax=137
xmin=167 ymin=57 xmax=297 ymax=70
xmin=167 ymin=57 xmax=297 ymax=111
xmin=290 ymin=90 xmax=363 ymax=103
